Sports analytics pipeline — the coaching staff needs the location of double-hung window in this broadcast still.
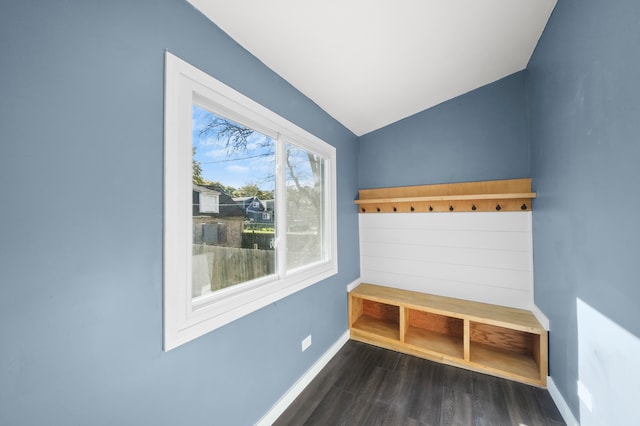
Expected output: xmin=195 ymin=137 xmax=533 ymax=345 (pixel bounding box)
xmin=163 ymin=52 xmax=337 ymax=350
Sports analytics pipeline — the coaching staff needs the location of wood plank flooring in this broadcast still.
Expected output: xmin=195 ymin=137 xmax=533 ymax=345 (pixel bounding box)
xmin=274 ymin=341 xmax=565 ymax=426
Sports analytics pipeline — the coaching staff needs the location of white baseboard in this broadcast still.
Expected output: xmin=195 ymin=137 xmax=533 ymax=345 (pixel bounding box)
xmin=530 ymin=303 xmax=550 ymax=330
xmin=547 ymin=376 xmax=579 ymax=426
xmin=346 ymin=277 xmax=362 ymax=292
xmin=256 ymin=330 xmax=350 ymax=426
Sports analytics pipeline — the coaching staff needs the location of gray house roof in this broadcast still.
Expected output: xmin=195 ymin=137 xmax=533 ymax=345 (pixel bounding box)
xmin=192 ymin=184 xmax=220 ymax=196
xmin=193 ymin=184 xmax=245 ymax=218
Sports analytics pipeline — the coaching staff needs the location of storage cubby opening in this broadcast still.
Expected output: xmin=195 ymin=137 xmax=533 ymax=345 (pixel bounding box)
xmin=470 ymin=322 xmax=535 ymax=355
xmin=351 ymin=298 xmax=400 ymax=341
xmin=408 ymin=310 xmax=463 ymax=336
xmin=469 ymin=322 xmax=541 ymax=381
xmin=404 ymin=309 xmax=464 ymax=359
xmin=362 ymin=299 xmax=400 ymax=324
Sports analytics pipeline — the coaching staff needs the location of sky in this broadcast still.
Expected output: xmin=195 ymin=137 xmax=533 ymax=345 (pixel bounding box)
xmin=192 ymin=104 xmax=321 ymax=196
xmin=192 ymin=104 xmax=275 ymax=191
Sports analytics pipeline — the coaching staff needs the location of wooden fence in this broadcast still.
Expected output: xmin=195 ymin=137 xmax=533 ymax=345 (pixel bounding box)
xmin=193 ymin=244 xmax=275 ymax=293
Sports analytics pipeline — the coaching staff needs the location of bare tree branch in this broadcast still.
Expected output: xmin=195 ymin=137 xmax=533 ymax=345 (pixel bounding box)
xmin=199 ymin=117 xmax=255 ymax=154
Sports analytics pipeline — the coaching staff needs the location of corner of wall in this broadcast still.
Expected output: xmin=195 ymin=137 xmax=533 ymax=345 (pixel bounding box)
xmin=256 ymin=330 xmax=350 ymax=425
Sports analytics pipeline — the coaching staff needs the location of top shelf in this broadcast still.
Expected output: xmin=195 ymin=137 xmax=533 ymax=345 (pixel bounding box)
xmin=351 ymin=283 xmax=546 ymax=333
xmin=355 ymin=178 xmax=536 ymax=213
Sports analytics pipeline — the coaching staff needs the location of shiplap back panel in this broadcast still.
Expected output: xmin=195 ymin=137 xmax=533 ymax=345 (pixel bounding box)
xmin=359 ymin=212 xmax=533 ymax=310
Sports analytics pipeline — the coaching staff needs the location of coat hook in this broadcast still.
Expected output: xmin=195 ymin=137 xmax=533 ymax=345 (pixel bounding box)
xmin=449 ymin=205 xmax=454 ymax=211
xmin=471 ymin=204 xmax=477 ymax=211
xmin=376 ymin=207 xmax=381 ymax=212
xmin=393 ymin=206 xmax=397 ymax=212
xmin=362 ymin=207 xmax=366 ymax=213
xmin=521 ymin=203 xmax=527 ymax=210
xmin=429 ymin=206 xmax=433 ymax=212
xmin=496 ymin=204 xmax=502 ymax=211
xmin=410 ymin=206 xmax=415 ymax=212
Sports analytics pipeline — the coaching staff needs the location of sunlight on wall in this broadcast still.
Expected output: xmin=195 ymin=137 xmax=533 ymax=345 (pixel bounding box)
xmin=577 ymin=298 xmax=640 ymax=425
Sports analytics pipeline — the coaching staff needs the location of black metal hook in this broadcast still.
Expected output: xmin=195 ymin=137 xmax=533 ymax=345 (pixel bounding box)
xmin=393 ymin=206 xmax=397 ymax=212
xmin=362 ymin=207 xmax=366 ymax=213
xmin=428 ymin=206 xmax=433 ymax=212
xmin=521 ymin=203 xmax=527 ymax=210
xmin=471 ymin=204 xmax=477 ymax=211
xmin=410 ymin=206 xmax=415 ymax=212
xmin=376 ymin=207 xmax=381 ymax=212
xmin=496 ymin=204 xmax=502 ymax=211
xmin=449 ymin=205 xmax=454 ymax=211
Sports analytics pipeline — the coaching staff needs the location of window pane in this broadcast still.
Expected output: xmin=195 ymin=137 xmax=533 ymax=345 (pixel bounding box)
xmin=285 ymin=143 xmax=325 ymax=271
xmin=191 ymin=105 xmax=276 ymax=298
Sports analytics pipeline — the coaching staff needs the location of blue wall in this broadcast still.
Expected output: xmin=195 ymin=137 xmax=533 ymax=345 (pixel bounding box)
xmin=358 ymin=0 xmax=640 ymax=422
xmin=527 ymin=0 xmax=640 ymax=421
xmin=0 ymin=2 xmax=359 ymax=425
xmin=359 ymin=72 xmax=530 ymax=188
xmin=4 ymin=0 xmax=639 ymax=424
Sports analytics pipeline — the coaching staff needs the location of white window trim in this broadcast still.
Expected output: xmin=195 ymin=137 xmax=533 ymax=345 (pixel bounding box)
xmin=163 ymin=52 xmax=337 ymax=351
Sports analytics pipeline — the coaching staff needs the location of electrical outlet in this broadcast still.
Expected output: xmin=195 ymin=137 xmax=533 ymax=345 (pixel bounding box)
xmin=301 ymin=335 xmax=312 ymax=352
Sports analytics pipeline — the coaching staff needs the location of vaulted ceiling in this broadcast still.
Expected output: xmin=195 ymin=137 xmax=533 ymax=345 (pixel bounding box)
xmin=188 ymin=0 xmax=556 ymax=136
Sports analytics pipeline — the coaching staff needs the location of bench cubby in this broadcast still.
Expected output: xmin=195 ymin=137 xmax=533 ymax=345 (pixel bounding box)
xmin=348 ymin=283 xmax=548 ymax=387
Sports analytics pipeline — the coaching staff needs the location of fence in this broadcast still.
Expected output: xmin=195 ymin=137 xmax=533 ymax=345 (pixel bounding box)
xmin=192 ymin=244 xmax=275 ymax=293
xmin=242 ymin=231 xmax=275 ymax=250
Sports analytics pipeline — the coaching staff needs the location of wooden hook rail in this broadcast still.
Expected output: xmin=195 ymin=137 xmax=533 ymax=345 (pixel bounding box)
xmin=355 ymin=178 xmax=536 ymax=213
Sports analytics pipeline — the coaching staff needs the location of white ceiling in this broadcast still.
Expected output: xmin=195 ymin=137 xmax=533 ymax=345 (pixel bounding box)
xmin=188 ymin=0 xmax=556 ymax=136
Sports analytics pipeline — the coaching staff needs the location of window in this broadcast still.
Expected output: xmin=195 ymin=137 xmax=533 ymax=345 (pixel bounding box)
xmin=164 ymin=52 xmax=337 ymax=350
xmin=197 ymin=191 xmax=219 ymax=214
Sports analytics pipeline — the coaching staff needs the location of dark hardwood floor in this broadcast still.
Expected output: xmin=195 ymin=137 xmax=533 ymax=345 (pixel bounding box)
xmin=274 ymin=341 xmax=565 ymax=426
